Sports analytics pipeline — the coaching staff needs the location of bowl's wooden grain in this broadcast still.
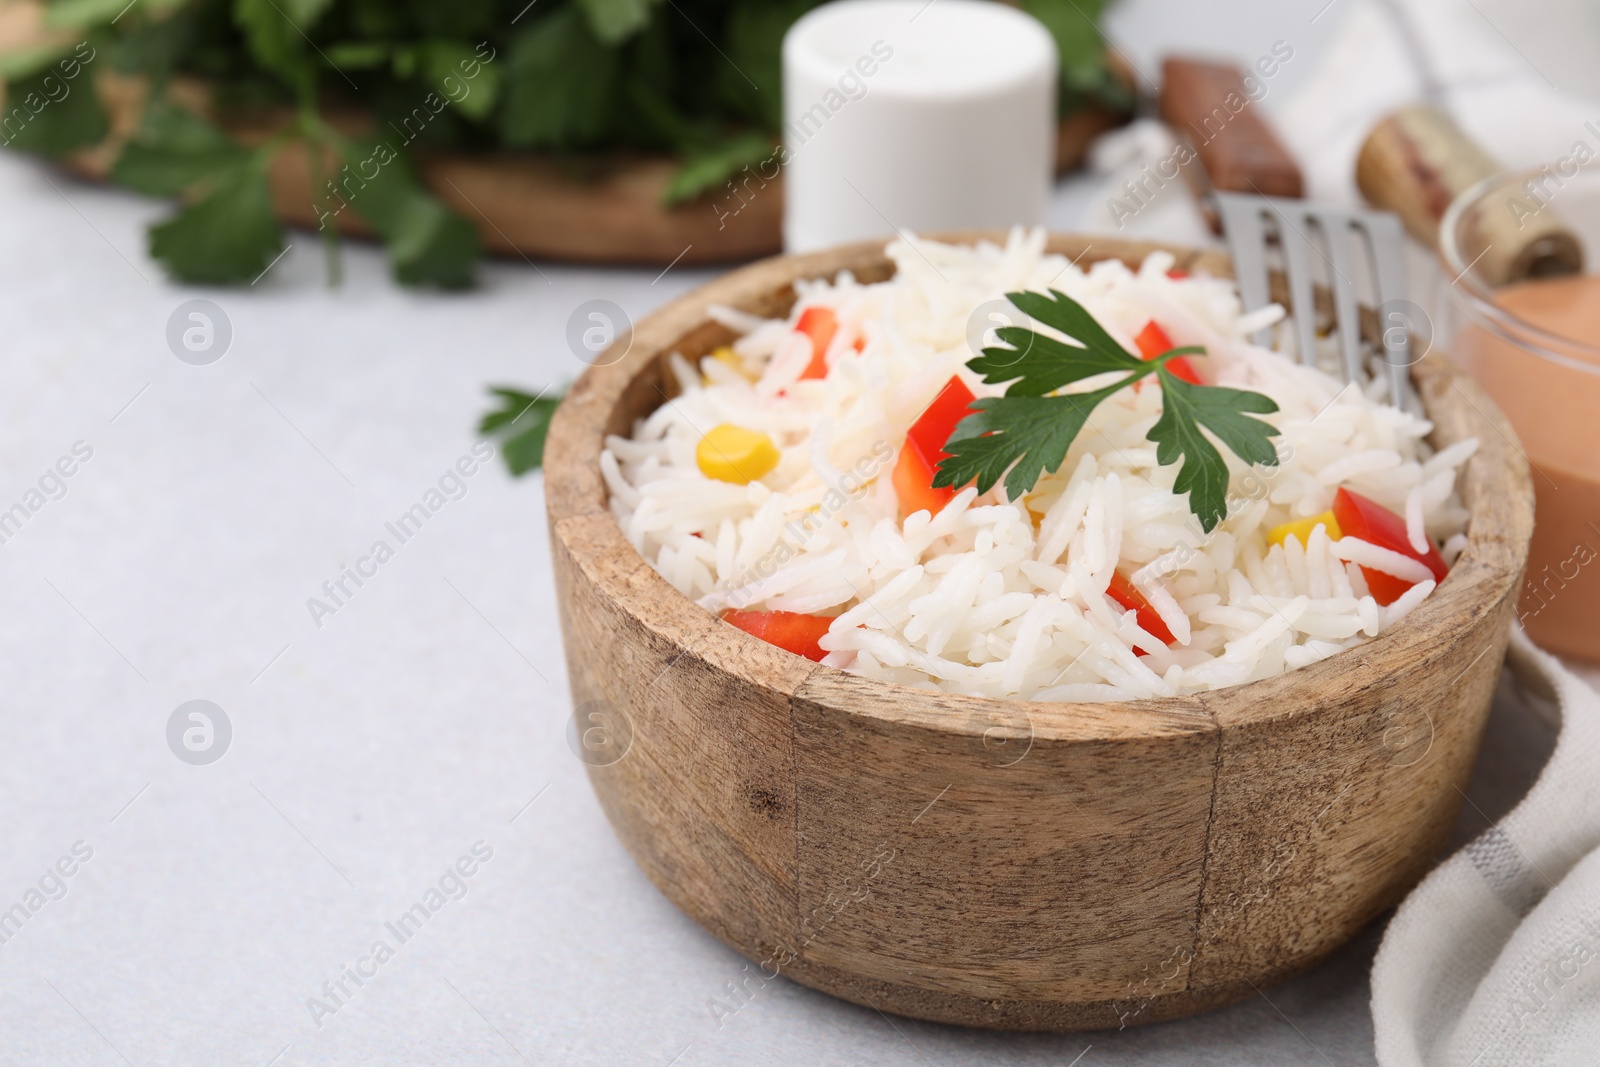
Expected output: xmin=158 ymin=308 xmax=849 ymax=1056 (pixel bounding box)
xmin=544 ymin=233 xmax=1533 ymax=1030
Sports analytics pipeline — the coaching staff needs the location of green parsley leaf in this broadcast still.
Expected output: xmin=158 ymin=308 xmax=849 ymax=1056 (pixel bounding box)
xmin=621 ymin=77 xmax=693 ymax=154
xmin=334 ymin=136 xmax=480 ymax=288
xmin=479 ymin=386 xmax=563 ymax=476
xmin=2 ymin=59 xmax=108 ymax=155
xmin=418 ymin=40 xmax=500 ymax=122
xmin=1147 ymin=365 xmax=1282 ymax=532
xmin=233 ymin=0 xmax=333 ymax=89
xmin=112 ymin=100 xmax=249 ymax=196
xmin=934 ymin=290 xmax=1281 ymax=532
xmin=106 ymin=12 xmax=201 ymax=81
xmin=499 ymin=7 xmax=618 ymax=149
xmin=46 ymin=0 xmax=187 ymax=28
xmin=969 ymin=288 xmax=1145 ymax=396
xmin=662 ymin=130 xmax=772 ymax=205
xmin=0 ymin=43 xmax=73 ymax=82
xmin=719 ymin=0 xmax=819 ymax=128
xmin=1020 ymin=0 xmax=1107 ymax=94
xmin=320 ymin=41 xmax=391 ymax=69
xmin=935 ymin=378 xmax=1137 ymax=501
xmin=44 ymin=0 xmax=130 ymax=29
xmin=148 ymin=155 xmax=285 ymax=283
xmin=577 ymin=0 xmax=655 ymax=46
xmin=1017 ymin=0 xmax=1130 ymax=112
xmin=386 ymin=199 xmax=478 ymax=289
xmin=43 ymin=0 xmax=185 ymax=30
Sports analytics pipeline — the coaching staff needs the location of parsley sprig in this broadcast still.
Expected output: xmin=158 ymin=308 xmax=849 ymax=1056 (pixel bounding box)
xmin=932 ymin=290 xmax=1281 ymax=532
xmin=479 ymin=386 xmax=563 ymax=475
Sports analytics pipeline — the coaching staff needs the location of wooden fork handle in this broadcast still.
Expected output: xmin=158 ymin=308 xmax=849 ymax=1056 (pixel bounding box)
xmin=1159 ymin=57 xmax=1305 ymax=230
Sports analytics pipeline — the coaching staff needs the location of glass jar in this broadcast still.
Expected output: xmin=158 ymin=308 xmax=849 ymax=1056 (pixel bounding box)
xmin=1439 ymin=168 xmax=1600 ymax=661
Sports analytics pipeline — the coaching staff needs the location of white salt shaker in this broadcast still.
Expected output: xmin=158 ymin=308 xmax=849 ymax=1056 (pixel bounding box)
xmin=781 ymin=0 xmax=1059 ymax=253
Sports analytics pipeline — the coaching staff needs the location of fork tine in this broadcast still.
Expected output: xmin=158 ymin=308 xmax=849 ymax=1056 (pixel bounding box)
xmin=1273 ymin=206 xmax=1322 ymax=369
xmin=1214 ymin=194 xmax=1273 ymax=346
xmin=1360 ymin=212 xmax=1414 ymax=408
xmin=1322 ymin=217 xmax=1367 ymax=384
xmin=1215 ymin=191 xmax=1415 ymax=410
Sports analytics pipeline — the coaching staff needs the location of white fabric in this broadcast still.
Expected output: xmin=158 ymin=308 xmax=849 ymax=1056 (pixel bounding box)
xmin=1372 ymin=629 xmax=1600 ymax=1066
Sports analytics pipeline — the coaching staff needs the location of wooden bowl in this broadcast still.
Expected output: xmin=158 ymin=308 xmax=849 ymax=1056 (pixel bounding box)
xmin=544 ymin=233 xmax=1533 ymax=1030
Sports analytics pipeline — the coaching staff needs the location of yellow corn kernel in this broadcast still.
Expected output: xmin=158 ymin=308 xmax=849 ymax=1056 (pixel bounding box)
xmin=696 ymin=423 xmax=780 ymax=484
xmin=708 ymin=345 xmax=748 ymax=380
xmin=1267 ymin=510 xmax=1341 ymax=549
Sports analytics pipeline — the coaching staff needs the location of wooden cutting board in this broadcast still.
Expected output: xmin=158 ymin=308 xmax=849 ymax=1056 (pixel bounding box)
xmin=1 ymin=1 xmax=1128 ymax=266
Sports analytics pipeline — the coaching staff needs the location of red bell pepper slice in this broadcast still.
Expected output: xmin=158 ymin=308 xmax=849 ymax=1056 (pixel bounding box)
xmin=795 ymin=306 xmax=838 ymax=380
xmin=908 ymin=376 xmax=977 ymax=460
xmin=892 ymin=446 xmax=947 ymax=520
xmin=1331 ymin=488 xmax=1448 ymax=606
xmin=1134 ymin=320 xmax=1201 ymax=385
xmin=893 ymin=376 xmax=977 ymax=517
xmin=720 ymin=608 xmax=834 ymax=661
xmin=1106 ymin=571 xmax=1175 ymax=653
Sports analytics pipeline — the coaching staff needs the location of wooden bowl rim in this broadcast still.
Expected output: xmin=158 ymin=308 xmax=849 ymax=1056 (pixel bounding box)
xmin=544 ymin=232 xmax=1533 ymax=743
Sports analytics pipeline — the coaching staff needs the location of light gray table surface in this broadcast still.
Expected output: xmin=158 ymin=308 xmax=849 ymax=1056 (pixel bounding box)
xmin=0 ymin=3 xmax=1585 ymax=1063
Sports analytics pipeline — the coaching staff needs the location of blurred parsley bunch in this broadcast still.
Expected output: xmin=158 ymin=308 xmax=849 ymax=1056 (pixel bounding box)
xmin=1 ymin=0 xmax=1127 ymax=288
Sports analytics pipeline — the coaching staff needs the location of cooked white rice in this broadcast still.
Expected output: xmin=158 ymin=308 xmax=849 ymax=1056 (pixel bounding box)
xmin=602 ymin=229 xmax=1475 ymax=701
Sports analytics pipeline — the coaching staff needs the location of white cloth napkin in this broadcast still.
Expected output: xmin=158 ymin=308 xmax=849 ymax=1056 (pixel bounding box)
xmin=1371 ymin=629 xmax=1600 ymax=1066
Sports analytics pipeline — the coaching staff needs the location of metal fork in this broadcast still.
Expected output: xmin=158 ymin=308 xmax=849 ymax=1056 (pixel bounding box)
xmin=1213 ymin=191 xmax=1415 ymax=410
